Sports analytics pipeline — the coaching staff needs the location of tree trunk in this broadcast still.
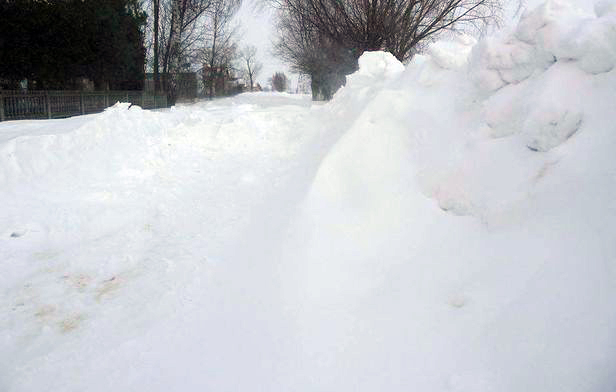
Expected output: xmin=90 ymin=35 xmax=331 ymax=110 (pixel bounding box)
xmin=208 ymin=13 xmax=218 ymax=99
xmin=153 ymin=0 xmax=160 ymax=92
xmin=246 ymin=59 xmax=253 ymax=91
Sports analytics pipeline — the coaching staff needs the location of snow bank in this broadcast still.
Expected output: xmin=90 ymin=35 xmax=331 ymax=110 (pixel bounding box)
xmin=0 ymin=103 xmax=163 ymax=187
xmin=282 ymin=1 xmax=616 ymax=390
xmin=468 ymin=0 xmax=616 ymax=150
xmin=472 ymin=0 xmax=616 ymax=92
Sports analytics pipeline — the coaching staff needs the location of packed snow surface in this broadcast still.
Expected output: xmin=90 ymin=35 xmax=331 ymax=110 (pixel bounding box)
xmin=2 ymin=2 xmax=616 ymax=391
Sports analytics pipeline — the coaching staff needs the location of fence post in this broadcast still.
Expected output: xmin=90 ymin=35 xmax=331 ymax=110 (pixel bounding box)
xmin=141 ymin=92 xmax=145 ymax=108
xmin=0 ymin=93 xmax=5 ymax=122
xmin=45 ymin=92 xmax=51 ymax=119
xmin=104 ymin=92 xmax=109 ymax=108
xmin=80 ymin=92 xmax=85 ymax=115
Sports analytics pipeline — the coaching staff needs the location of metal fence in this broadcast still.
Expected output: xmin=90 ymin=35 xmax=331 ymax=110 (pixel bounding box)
xmin=0 ymin=90 xmax=168 ymax=122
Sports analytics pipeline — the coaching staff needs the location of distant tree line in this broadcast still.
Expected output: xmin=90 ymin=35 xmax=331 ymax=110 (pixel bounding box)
xmin=0 ymin=0 xmax=146 ymax=90
xmin=271 ymin=0 xmax=501 ymax=100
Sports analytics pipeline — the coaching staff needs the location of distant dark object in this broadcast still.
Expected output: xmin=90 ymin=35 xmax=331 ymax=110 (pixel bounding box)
xmin=10 ymin=232 xmax=22 ymax=238
xmin=271 ymin=72 xmax=288 ymax=92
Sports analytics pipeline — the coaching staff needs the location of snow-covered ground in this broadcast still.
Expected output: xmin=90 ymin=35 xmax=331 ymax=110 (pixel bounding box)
xmin=2 ymin=1 xmax=616 ymax=391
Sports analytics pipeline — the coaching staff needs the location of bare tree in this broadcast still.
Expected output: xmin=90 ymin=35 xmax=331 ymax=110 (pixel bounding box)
xmin=240 ymin=45 xmax=263 ymax=91
xmin=199 ymin=0 xmax=241 ymax=98
xmin=161 ymin=0 xmax=214 ymax=74
xmin=144 ymin=0 xmax=213 ymax=102
xmin=273 ymin=9 xmax=355 ymax=100
xmin=272 ymin=0 xmax=501 ymax=100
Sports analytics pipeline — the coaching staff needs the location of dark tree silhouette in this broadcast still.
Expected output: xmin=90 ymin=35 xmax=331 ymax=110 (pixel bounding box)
xmin=0 ymin=0 xmax=146 ymax=90
xmin=271 ymin=72 xmax=288 ymax=92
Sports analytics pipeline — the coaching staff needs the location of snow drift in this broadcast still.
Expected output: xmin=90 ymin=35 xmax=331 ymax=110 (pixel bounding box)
xmin=1 ymin=1 xmax=616 ymax=391
xmin=282 ymin=2 xmax=616 ymax=391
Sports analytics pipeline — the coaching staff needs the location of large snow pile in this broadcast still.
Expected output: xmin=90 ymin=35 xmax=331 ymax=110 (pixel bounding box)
xmin=1 ymin=1 xmax=615 ymax=391
xmin=281 ymin=1 xmax=616 ymax=391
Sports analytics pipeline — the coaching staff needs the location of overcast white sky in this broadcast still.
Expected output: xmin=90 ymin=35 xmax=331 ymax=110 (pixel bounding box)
xmin=233 ymin=0 xmax=295 ymax=87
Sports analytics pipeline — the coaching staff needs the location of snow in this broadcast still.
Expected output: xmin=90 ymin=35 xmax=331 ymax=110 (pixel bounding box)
xmin=352 ymin=51 xmax=406 ymax=80
xmin=595 ymin=0 xmax=616 ymax=16
xmin=2 ymin=1 xmax=616 ymax=391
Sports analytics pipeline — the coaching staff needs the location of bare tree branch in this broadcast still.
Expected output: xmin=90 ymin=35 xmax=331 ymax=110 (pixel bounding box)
xmin=272 ymin=0 xmax=501 ymax=100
